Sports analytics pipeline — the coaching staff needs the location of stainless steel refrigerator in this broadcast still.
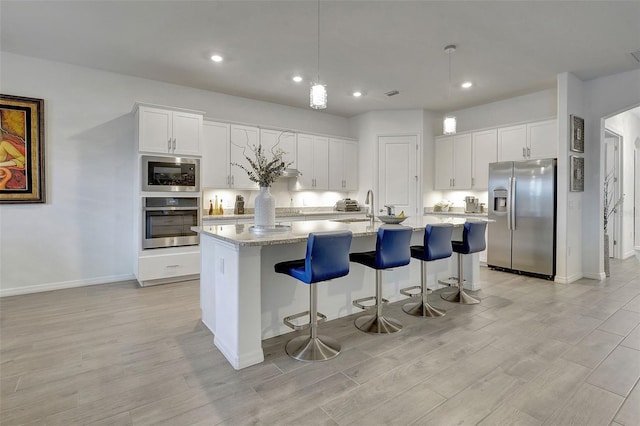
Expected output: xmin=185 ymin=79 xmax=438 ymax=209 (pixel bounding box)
xmin=487 ymin=159 xmax=556 ymax=279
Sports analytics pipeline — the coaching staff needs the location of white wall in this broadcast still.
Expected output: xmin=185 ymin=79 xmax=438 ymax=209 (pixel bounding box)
xmin=349 ymin=109 xmax=425 ymax=208
xmin=430 ymin=88 xmax=557 ymax=135
xmin=0 ymin=52 xmax=349 ymax=296
xmin=580 ymin=68 xmax=640 ymax=278
xmin=605 ymin=109 xmax=640 ymax=259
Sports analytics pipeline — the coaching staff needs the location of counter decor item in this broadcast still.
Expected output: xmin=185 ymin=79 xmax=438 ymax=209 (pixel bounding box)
xmin=232 ymin=143 xmax=292 ymax=229
xmin=0 ymin=94 xmax=46 ymax=204
xmin=377 ymin=215 xmax=408 ymax=224
xmin=603 ymin=167 xmax=624 ymax=277
xmin=433 ymin=200 xmax=450 ymax=212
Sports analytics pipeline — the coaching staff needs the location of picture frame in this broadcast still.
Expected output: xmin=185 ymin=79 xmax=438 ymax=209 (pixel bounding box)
xmin=570 ymin=155 xmax=584 ymax=192
xmin=570 ymin=114 xmax=584 ymax=153
xmin=0 ymin=94 xmax=45 ymax=204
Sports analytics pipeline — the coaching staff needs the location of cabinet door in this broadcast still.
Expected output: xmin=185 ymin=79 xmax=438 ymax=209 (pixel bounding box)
xmin=527 ymin=119 xmax=557 ymax=160
xmin=260 ymin=129 xmax=297 ymax=169
xmin=452 ymin=133 xmax=472 ymax=189
xmin=472 ymin=129 xmax=497 ymax=189
xmin=295 ymin=133 xmax=315 ymax=189
xmin=313 ymin=136 xmax=329 ymax=190
xmin=172 ymin=111 xmax=202 ymax=156
xmin=229 ymin=125 xmax=259 ymax=189
xmin=343 ymin=141 xmax=358 ymax=191
xmin=202 ymin=121 xmax=230 ymax=188
xmin=498 ymin=125 xmax=527 ymax=162
xmin=138 ymin=106 xmax=172 ymax=154
xmin=328 ymin=138 xmax=344 ymax=190
xmin=434 ymin=136 xmax=453 ymax=190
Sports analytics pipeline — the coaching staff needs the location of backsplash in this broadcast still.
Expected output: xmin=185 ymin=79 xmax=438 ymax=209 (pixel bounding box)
xmin=203 ymin=179 xmax=353 ymax=212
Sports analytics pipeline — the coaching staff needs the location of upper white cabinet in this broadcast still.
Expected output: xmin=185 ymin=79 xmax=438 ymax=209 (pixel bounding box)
xmin=498 ymin=119 xmax=557 ymax=162
xmin=434 ymin=133 xmax=472 ymax=190
xmin=260 ymin=129 xmax=297 ymax=170
xmin=136 ymin=104 xmax=203 ymax=156
xmin=202 ymin=121 xmax=230 ymax=188
xmin=229 ymin=124 xmax=260 ymax=190
xmin=471 ymin=129 xmax=498 ymax=189
xmin=295 ymin=134 xmax=328 ymax=190
xmin=329 ymin=138 xmax=358 ymax=191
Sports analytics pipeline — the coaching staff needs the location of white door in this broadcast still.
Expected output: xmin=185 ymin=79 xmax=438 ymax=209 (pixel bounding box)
xmin=328 ymin=138 xmax=344 ymax=190
xmin=434 ymin=136 xmax=453 ymax=190
xmin=472 ymin=129 xmax=498 ymax=189
xmin=498 ymin=124 xmax=527 ymax=162
xmin=604 ymin=131 xmax=621 ymax=257
xmin=452 ymin=133 xmax=473 ymax=189
xmin=527 ymin=119 xmax=557 ymax=160
xmin=202 ymin=121 xmax=230 ymax=188
xmin=229 ymin=125 xmax=259 ymax=189
xmin=378 ymin=135 xmax=419 ymax=217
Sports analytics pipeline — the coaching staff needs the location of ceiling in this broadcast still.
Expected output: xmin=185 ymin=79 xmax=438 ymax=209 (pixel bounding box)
xmin=1 ymin=1 xmax=639 ymax=118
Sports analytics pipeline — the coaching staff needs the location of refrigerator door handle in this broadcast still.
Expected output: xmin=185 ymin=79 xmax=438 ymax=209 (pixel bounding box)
xmin=510 ymin=177 xmax=517 ymax=230
xmin=507 ymin=177 xmax=512 ymax=230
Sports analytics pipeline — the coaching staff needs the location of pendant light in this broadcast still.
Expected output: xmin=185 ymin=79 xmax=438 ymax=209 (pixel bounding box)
xmin=310 ymin=0 xmax=327 ymax=109
xmin=443 ymin=44 xmax=457 ymax=135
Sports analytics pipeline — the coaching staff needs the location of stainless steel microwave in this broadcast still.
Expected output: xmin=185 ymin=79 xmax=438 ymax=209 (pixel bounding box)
xmin=141 ymin=155 xmax=200 ymax=192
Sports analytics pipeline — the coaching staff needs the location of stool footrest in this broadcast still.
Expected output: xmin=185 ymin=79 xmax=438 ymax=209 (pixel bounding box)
xmin=399 ymin=285 xmax=422 ymax=298
xmin=283 ymin=310 xmax=327 ymax=331
xmin=438 ymin=277 xmax=467 ymax=287
xmin=353 ymin=296 xmax=389 ymax=310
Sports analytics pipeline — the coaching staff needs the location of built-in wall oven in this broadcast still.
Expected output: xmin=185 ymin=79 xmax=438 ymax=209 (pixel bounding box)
xmin=141 ymin=155 xmax=200 ymax=192
xmin=142 ymin=197 xmax=200 ymax=249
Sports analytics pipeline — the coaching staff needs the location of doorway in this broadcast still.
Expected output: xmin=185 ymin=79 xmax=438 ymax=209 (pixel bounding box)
xmin=604 ymin=129 xmax=622 ymax=258
xmin=377 ymin=134 xmax=421 ymax=217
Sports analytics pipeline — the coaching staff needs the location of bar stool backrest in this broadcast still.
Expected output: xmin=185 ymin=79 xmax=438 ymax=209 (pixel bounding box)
xmin=424 ymin=224 xmax=454 ymax=261
xmin=459 ymin=221 xmax=488 ymax=254
xmin=305 ymin=231 xmax=353 ymax=283
xmin=376 ymin=226 xmax=413 ymax=269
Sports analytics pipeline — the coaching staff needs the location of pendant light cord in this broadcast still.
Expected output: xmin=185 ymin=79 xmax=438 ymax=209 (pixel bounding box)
xmin=317 ymin=0 xmax=320 ymax=82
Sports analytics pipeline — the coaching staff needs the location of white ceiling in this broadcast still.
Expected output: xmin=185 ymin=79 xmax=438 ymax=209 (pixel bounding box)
xmin=1 ymin=1 xmax=639 ymax=118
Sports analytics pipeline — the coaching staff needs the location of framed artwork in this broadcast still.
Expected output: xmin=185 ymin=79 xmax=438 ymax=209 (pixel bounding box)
xmin=570 ymin=114 xmax=584 ymax=153
xmin=570 ymin=155 xmax=584 ymax=192
xmin=0 ymin=94 xmax=45 ymax=204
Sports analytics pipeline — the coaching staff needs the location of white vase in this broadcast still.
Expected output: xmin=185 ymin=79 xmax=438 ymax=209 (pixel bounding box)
xmin=254 ymin=186 xmax=276 ymax=228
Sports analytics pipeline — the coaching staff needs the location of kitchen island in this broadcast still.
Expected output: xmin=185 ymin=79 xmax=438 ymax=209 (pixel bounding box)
xmin=193 ymin=216 xmax=485 ymax=369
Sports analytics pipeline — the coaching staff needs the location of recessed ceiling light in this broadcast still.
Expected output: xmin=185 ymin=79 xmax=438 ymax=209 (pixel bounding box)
xmin=210 ymin=54 xmax=223 ymax=63
xmin=292 ymin=76 xmax=303 ymax=83
xmin=352 ymin=91 xmax=362 ymax=97
xmin=461 ymin=81 xmax=473 ymax=89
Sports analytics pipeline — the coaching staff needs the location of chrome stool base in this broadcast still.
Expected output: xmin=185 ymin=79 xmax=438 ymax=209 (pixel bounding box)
xmin=402 ymin=301 xmax=446 ymax=317
xmin=285 ymin=335 xmax=341 ymax=361
xmin=354 ymin=313 xmax=403 ymax=334
xmin=441 ymin=287 xmax=480 ymax=304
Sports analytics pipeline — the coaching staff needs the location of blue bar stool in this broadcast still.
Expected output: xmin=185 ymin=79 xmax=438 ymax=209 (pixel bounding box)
xmin=350 ymin=226 xmax=413 ymax=334
xmin=275 ymin=231 xmax=353 ymax=362
xmin=400 ymin=223 xmax=453 ymax=317
xmin=441 ymin=221 xmax=487 ymax=305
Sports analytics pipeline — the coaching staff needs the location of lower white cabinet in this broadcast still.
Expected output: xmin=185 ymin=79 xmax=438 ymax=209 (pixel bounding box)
xmin=137 ymin=250 xmax=200 ymax=284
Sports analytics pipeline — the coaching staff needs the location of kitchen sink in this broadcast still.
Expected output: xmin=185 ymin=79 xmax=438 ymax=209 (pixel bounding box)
xmin=330 ymin=218 xmax=371 ymax=223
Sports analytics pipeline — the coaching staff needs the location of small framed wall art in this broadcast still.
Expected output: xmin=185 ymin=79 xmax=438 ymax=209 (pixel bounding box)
xmin=570 ymin=155 xmax=584 ymax=192
xmin=570 ymin=114 xmax=584 ymax=153
xmin=0 ymin=94 xmax=45 ymax=204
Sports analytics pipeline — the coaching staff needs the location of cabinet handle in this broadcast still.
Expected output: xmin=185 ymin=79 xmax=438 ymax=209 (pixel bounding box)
xmin=226 ymin=175 xmax=229 ymax=185
xmin=168 ymin=138 xmax=172 ymax=152
xmin=452 ymin=178 xmax=455 ymax=187
xmin=232 ymin=175 xmax=234 ymax=186
xmin=527 ymin=147 xmax=531 ymax=158
xmin=172 ymin=138 xmax=177 ymax=151
xmin=522 ymin=147 xmax=526 ymax=158
xmin=472 ymin=177 xmax=475 ymax=187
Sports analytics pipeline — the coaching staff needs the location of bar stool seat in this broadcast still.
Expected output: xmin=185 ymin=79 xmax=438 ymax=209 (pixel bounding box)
xmin=350 ymin=226 xmax=413 ymax=334
xmin=441 ymin=221 xmax=487 ymax=305
xmin=275 ymin=231 xmax=353 ymax=362
xmin=400 ymin=223 xmax=453 ymax=317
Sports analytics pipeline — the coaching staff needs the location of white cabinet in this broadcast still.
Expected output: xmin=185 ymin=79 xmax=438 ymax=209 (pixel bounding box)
xmin=498 ymin=119 xmax=557 ymax=161
xmin=229 ymin=124 xmax=260 ymax=190
xmin=295 ymin=134 xmax=329 ymax=190
xmin=137 ymin=250 xmax=200 ymax=284
xmin=136 ymin=104 xmax=203 ymax=156
xmin=434 ymin=133 xmax=472 ymax=190
xmin=471 ymin=129 xmax=497 ymax=189
xmin=329 ymin=138 xmax=358 ymax=191
xmin=202 ymin=121 xmax=230 ymax=188
xmin=260 ymin=129 xmax=297 ymax=169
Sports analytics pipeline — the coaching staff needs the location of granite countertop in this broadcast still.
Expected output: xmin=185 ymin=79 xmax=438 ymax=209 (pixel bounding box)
xmin=193 ymin=215 xmax=486 ymax=247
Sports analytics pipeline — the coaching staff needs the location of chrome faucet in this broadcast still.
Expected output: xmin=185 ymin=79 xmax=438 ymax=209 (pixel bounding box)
xmin=383 ymin=204 xmax=394 ymax=215
xmin=365 ymin=189 xmax=375 ymax=225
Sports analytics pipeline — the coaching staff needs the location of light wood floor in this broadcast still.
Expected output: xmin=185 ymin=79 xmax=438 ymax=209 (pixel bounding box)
xmin=1 ymin=258 xmax=639 ymax=426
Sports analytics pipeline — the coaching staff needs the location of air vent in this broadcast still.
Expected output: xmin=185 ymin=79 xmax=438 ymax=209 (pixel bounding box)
xmin=630 ymin=50 xmax=640 ymax=63
xmin=385 ymin=90 xmax=400 ymax=97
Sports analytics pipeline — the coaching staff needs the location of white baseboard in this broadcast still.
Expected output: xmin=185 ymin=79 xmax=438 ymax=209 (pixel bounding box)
xmin=583 ymin=272 xmax=607 ymax=280
xmin=0 ymin=273 xmax=137 ymax=297
xmin=622 ymin=250 xmax=636 ymax=260
xmin=554 ymin=273 xmax=584 ymax=284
